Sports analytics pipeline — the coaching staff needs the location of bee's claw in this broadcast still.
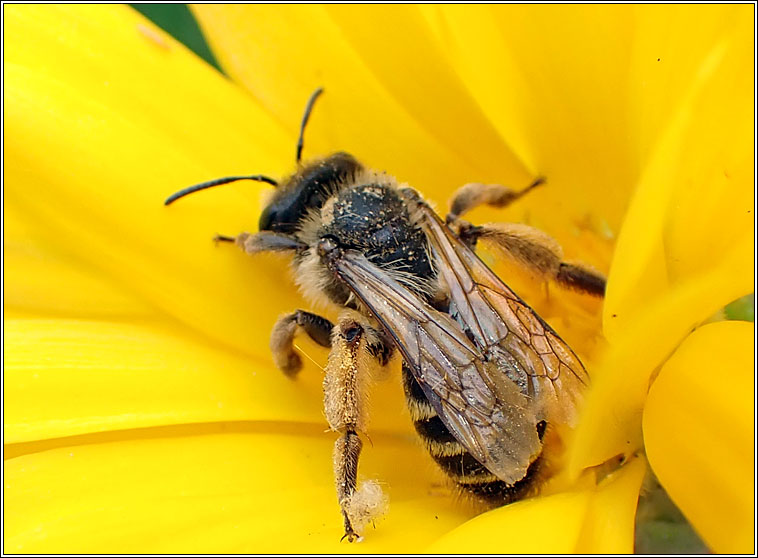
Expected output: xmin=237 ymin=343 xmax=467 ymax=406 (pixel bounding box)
xmin=340 ymin=522 xmax=361 ymax=543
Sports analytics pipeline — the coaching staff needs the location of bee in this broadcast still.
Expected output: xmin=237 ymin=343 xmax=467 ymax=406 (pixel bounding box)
xmin=165 ymin=89 xmax=606 ymax=542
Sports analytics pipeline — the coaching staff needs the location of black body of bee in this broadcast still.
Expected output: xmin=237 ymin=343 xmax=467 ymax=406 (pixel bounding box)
xmin=402 ymin=363 xmax=547 ymax=504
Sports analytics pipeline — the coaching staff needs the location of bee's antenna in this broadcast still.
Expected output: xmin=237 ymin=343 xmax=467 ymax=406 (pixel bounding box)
xmin=296 ymin=87 xmax=324 ymax=163
xmin=164 ymin=175 xmax=279 ymax=206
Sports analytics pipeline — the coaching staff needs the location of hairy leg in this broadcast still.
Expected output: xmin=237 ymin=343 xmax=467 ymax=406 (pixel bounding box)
xmin=447 ymin=179 xmax=605 ymax=297
xmin=324 ymin=313 xmax=391 ymax=541
xmin=447 ymin=177 xmax=544 ymax=222
xmin=270 ymin=310 xmax=334 ymax=377
xmin=454 ymin=220 xmax=606 ymax=297
xmin=214 ymin=231 xmax=306 ymax=254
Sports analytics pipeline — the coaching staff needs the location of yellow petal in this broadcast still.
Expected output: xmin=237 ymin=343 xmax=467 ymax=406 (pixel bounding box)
xmin=569 ymin=15 xmax=754 ymax=474
xmin=426 ymin=491 xmax=591 ymax=553
xmin=4 ymin=430 xmax=470 ymax=553
xmin=626 ymin=5 xmax=752 ymax=165
xmin=4 ymin=5 xmax=311 ymax=357
xmin=4 ymin=204 xmax=154 ymax=319
xmin=427 ymin=5 xmax=638 ymax=234
xmin=604 ymin=15 xmax=754 ymax=340
xmin=569 ymin=256 xmax=751 ymax=475
xmin=192 ymin=4 xmax=533 ymax=200
xmin=4 ymin=318 xmax=411 ymax=447
xmin=324 ymin=6 xmax=533 ymax=186
xmin=575 ymin=456 xmax=648 ymax=553
xmin=425 ymin=466 xmax=647 ymax=554
xmin=643 ymin=321 xmax=755 ymax=554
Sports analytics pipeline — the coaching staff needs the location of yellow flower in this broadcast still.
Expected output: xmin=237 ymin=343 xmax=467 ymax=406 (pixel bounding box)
xmin=4 ymin=4 xmax=752 ymax=554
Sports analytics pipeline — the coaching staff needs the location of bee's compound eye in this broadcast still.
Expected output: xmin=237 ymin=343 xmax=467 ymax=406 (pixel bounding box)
xmin=317 ymin=236 xmax=340 ymax=258
xmin=258 ymin=205 xmax=279 ymax=232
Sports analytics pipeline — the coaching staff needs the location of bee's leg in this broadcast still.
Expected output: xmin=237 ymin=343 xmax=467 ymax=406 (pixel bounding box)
xmin=270 ymin=310 xmax=334 ymax=377
xmin=214 ymin=231 xmax=306 ymax=254
xmin=325 ymin=314 xmax=390 ymax=542
xmin=456 ymin=221 xmax=606 ymax=297
xmin=446 ymin=177 xmax=545 ymax=223
xmin=334 ymin=430 xmax=362 ymax=542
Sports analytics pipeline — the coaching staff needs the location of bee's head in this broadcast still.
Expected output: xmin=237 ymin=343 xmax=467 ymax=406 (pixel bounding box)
xmin=165 ymin=87 xmax=360 ymax=236
xmin=259 ymin=152 xmax=362 ymax=234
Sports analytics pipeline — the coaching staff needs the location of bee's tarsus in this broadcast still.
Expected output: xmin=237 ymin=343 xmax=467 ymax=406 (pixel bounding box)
xmin=556 ymin=261 xmax=606 ymax=297
xmin=340 ymin=529 xmax=358 ymax=543
xmin=526 ymin=176 xmax=546 ymax=191
xmin=340 ymin=515 xmax=362 ymax=543
xmin=213 ymin=234 xmax=236 ymax=244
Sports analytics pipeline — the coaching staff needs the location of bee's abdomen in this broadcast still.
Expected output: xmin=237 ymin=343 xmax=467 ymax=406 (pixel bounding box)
xmin=402 ymin=364 xmax=541 ymax=505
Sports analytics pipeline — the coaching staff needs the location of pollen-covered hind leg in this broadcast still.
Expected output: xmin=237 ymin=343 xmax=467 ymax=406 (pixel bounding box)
xmin=325 ymin=314 xmax=390 ymax=542
xmin=270 ymin=310 xmax=334 ymax=377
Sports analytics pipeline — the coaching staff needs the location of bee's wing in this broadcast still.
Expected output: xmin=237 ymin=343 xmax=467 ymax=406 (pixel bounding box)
xmin=414 ymin=199 xmax=590 ymax=430
xmin=329 ymin=194 xmax=588 ymax=485
xmin=331 ymin=250 xmax=540 ymax=484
